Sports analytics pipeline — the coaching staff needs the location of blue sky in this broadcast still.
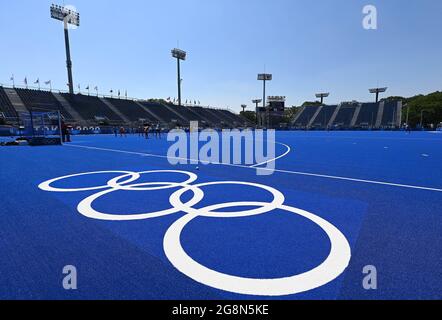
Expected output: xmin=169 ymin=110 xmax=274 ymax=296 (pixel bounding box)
xmin=1 ymin=0 xmax=441 ymax=112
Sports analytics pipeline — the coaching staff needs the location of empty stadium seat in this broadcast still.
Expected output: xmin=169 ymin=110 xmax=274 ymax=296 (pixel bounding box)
xmin=209 ymin=109 xmax=244 ymax=127
xmin=188 ymin=107 xmax=223 ymax=126
xmin=0 ymin=87 xmax=18 ymax=120
xmin=293 ymin=106 xmax=320 ymax=128
xmin=15 ymin=88 xmax=74 ymax=120
xmin=165 ymin=104 xmax=203 ymax=124
xmin=382 ymin=102 xmax=399 ymax=128
xmin=355 ymin=103 xmax=379 ymax=128
xmin=218 ymin=109 xmax=247 ymax=125
xmin=138 ymin=101 xmax=181 ymax=124
xmin=62 ymin=94 xmax=124 ymax=123
xmin=310 ymin=105 xmax=338 ymax=129
xmin=332 ymin=104 xmax=357 ymax=129
xmin=105 ymin=98 xmax=157 ymax=122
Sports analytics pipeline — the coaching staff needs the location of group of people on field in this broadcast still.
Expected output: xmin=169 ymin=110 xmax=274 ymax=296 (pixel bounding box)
xmin=113 ymin=123 xmax=162 ymax=139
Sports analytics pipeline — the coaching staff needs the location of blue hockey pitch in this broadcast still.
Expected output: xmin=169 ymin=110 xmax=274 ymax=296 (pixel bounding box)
xmin=0 ymin=131 xmax=441 ymax=300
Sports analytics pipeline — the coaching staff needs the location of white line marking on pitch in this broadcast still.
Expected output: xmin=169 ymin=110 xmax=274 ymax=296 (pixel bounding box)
xmin=250 ymin=142 xmax=291 ymax=168
xmin=282 ymin=135 xmax=442 ymax=142
xmin=64 ymin=144 xmax=442 ymax=193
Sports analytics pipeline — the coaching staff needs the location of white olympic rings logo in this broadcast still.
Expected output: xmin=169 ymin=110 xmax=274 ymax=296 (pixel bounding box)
xmin=38 ymin=170 xmax=351 ymax=296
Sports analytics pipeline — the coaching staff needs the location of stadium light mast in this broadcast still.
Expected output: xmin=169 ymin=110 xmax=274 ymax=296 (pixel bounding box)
xmin=252 ymin=99 xmax=262 ymax=111
xmin=50 ymin=4 xmax=80 ymax=95
xmin=258 ymin=73 xmax=272 ymax=127
xmin=171 ymin=48 xmax=187 ymax=106
xmin=315 ymin=92 xmax=330 ymax=105
xmin=252 ymin=99 xmax=262 ymax=125
xmin=241 ymin=104 xmax=247 ymax=113
xmin=369 ymin=87 xmax=388 ymax=103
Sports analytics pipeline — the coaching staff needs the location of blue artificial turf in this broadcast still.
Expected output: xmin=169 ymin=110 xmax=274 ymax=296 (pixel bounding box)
xmin=0 ymin=131 xmax=441 ymax=300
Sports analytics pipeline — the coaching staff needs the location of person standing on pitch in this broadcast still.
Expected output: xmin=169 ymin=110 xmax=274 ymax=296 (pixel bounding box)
xmin=144 ymin=124 xmax=150 ymax=139
xmin=61 ymin=121 xmax=71 ymax=143
xmin=119 ymin=126 xmax=127 ymax=137
xmin=155 ymin=123 xmax=161 ymax=139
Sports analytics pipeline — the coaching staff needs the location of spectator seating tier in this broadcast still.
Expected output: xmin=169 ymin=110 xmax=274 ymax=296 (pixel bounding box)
xmin=333 ymin=105 xmax=357 ymax=128
xmin=218 ymin=110 xmax=245 ymax=124
xmin=138 ymin=102 xmax=181 ymax=124
xmin=293 ymin=106 xmax=321 ymax=127
xmin=356 ymin=103 xmax=379 ymax=127
xmin=188 ymin=107 xmax=223 ymax=125
xmin=15 ymin=88 xmax=74 ymax=120
xmin=105 ymin=98 xmax=156 ymax=122
xmin=165 ymin=104 xmax=203 ymax=123
xmin=382 ymin=102 xmax=399 ymax=127
xmin=62 ymin=94 xmax=124 ymax=123
xmin=311 ymin=105 xmax=338 ymax=128
xmin=0 ymin=86 xmax=18 ymax=120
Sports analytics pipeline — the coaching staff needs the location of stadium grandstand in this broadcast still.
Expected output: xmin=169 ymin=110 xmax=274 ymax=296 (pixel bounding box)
xmin=292 ymin=100 xmax=403 ymax=130
xmin=0 ymin=85 xmax=250 ymax=131
xmin=0 ymin=84 xmax=406 ymax=132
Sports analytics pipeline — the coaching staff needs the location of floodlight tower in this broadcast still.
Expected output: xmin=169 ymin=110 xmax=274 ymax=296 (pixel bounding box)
xmin=315 ymin=92 xmax=330 ymax=105
xmin=252 ymin=99 xmax=262 ymax=126
xmin=241 ymin=104 xmax=247 ymax=113
xmin=252 ymin=99 xmax=262 ymax=109
xmin=369 ymin=87 xmax=388 ymax=103
xmin=258 ymin=74 xmax=272 ymax=127
xmin=252 ymin=99 xmax=262 ymax=111
xmin=50 ymin=4 xmax=80 ymax=95
xmin=252 ymin=99 xmax=262 ymax=125
xmin=171 ymin=48 xmax=187 ymax=106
